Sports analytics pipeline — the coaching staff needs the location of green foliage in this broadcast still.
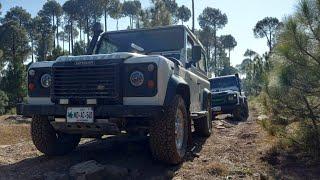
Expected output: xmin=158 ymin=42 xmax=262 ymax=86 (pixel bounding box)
xmin=198 ymin=7 xmax=228 ymax=30
xmin=177 ymin=5 xmax=191 ymax=25
xmin=33 ymin=15 xmax=54 ymax=61
xmin=122 ymin=0 xmax=141 ymax=29
xmin=257 ymin=0 xmax=320 ymax=159
xmin=0 ymin=90 xmax=9 ymax=115
xmin=2 ymin=6 xmax=32 ymax=28
xmin=108 ymin=0 xmax=123 ymax=30
xmin=198 ymin=7 xmax=228 ymax=76
xmin=253 ymin=17 xmax=282 ymax=52
xmin=73 ymin=41 xmax=87 ymax=56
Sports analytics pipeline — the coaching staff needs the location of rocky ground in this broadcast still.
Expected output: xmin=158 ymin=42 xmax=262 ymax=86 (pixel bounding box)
xmin=0 ymin=109 xmax=319 ymax=180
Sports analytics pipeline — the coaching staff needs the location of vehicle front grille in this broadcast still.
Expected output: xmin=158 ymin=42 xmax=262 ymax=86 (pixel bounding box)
xmin=52 ymin=63 xmax=121 ymax=104
xmin=212 ymin=94 xmax=236 ymax=106
xmin=212 ymin=95 xmax=226 ymax=106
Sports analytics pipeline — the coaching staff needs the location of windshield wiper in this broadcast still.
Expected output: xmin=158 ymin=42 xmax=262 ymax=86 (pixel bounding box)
xmin=131 ymin=43 xmax=145 ymax=52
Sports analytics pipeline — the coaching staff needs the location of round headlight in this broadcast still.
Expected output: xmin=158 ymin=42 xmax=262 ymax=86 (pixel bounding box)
xmin=40 ymin=74 xmax=52 ymax=88
xmin=130 ymin=71 xmax=144 ymax=87
xmin=228 ymin=94 xmax=237 ymax=101
xmin=29 ymin=69 xmax=36 ymax=77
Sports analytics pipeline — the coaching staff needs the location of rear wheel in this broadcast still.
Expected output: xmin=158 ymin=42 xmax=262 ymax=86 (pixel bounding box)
xmin=31 ymin=116 xmax=81 ymax=156
xmin=149 ymin=95 xmax=189 ymax=164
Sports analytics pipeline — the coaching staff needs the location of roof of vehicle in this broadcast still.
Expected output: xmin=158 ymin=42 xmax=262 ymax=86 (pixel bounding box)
xmin=101 ymin=25 xmax=205 ymax=50
xmin=209 ymin=75 xmax=237 ymax=80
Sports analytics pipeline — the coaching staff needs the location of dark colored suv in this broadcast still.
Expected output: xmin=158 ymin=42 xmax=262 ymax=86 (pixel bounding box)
xmin=210 ymin=74 xmax=249 ymax=121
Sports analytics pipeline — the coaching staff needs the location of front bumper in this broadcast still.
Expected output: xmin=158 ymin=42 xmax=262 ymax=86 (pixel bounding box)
xmin=17 ymin=103 xmax=164 ymax=118
xmin=211 ymin=104 xmax=239 ymax=115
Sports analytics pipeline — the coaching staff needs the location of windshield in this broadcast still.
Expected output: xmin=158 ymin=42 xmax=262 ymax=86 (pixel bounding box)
xmin=97 ymin=27 xmax=185 ymax=55
xmin=210 ymin=77 xmax=239 ymax=91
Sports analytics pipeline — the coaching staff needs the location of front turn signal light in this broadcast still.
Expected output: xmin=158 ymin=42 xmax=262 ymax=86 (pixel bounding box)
xmin=147 ymin=80 xmax=155 ymax=89
xmin=28 ymin=83 xmax=35 ymax=91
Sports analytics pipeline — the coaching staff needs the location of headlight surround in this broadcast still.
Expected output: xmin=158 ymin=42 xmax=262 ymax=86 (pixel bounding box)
xmin=228 ymin=94 xmax=237 ymax=101
xmin=40 ymin=74 xmax=52 ymax=88
xmin=130 ymin=71 xmax=144 ymax=87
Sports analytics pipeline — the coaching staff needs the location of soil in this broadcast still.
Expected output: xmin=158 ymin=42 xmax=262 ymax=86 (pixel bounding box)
xmin=0 ymin=109 xmax=319 ymax=180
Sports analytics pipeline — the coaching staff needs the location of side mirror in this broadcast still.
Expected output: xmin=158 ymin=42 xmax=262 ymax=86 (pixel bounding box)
xmin=192 ymin=45 xmax=202 ymax=63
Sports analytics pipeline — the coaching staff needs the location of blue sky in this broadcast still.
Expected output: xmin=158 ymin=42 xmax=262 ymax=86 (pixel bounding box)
xmin=1 ymin=0 xmax=297 ymax=65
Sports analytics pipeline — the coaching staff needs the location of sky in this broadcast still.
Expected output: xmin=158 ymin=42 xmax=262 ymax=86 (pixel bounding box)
xmin=1 ymin=0 xmax=297 ymax=65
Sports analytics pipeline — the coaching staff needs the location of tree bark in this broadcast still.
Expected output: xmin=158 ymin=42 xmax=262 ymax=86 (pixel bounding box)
xmin=52 ymin=13 xmax=55 ymax=48
xmin=71 ymin=21 xmax=74 ymax=55
xmin=192 ymin=0 xmax=195 ymax=33
xmin=86 ymin=17 xmax=90 ymax=47
xmin=117 ymin=19 xmax=119 ymax=30
xmin=214 ymin=27 xmax=217 ymax=73
xmin=56 ymin=17 xmax=59 ymax=48
xmin=104 ymin=10 xmax=107 ymax=32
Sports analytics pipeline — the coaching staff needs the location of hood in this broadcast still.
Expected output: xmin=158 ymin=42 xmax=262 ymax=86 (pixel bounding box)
xmin=212 ymin=89 xmax=238 ymax=95
xmin=56 ymin=52 xmax=146 ymax=62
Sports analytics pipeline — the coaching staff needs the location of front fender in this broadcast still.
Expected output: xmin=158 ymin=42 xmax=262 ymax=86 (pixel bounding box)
xmin=202 ymin=88 xmax=212 ymax=110
xmin=163 ymin=75 xmax=190 ymax=109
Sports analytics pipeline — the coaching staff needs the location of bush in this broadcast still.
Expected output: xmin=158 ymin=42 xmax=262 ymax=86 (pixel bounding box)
xmin=0 ymin=90 xmax=9 ymax=115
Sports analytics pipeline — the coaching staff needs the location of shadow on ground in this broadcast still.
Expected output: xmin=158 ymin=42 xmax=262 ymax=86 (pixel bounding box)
xmin=0 ymin=132 xmax=208 ymax=180
xmin=261 ymin=147 xmax=320 ymax=179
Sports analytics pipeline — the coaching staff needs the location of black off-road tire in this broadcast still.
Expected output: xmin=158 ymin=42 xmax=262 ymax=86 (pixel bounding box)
xmin=194 ymin=95 xmax=212 ymax=137
xmin=149 ymin=95 xmax=189 ymax=165
xmin=232 ymin=103 xmax=247 ymax=121
xmin=31 ymin=116 xmax=81 ymax=156
xmin=244 ymin=100 xmax=249 ymax=119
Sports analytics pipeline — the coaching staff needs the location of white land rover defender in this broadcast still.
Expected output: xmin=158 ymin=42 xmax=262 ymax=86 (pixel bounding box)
xmin=17 ymin=25 xmax=212 ymax=164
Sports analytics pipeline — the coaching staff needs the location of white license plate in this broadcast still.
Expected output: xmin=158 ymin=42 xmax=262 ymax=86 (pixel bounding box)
xmin=213 ymin=106 xmax=222 ymax=112
xmin=67 ymin=107 xmax=94 ymax=123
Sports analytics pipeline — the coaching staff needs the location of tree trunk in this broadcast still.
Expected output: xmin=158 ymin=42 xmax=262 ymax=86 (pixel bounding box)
xmin=31 ymin=39 xmax=34 ymax=63
xmin=86 ymin=17 xmax=90 ymax=47
xmin=228 ymin=48 xmax=231 ymax=66
xmin=62 ymin=38 xmax=65 ymax=54
xmin=52 ymin=13 xmax=55 ymax=48
xmin=214 ymin=27 xmax=217 ymax=72
xmin=71 ymin=21 xmax=74 ymax=55
xmin=56 ymin=17 xmax=59 ymax=48
xmin=192 ymin=0 xmax=195 ymax=33
xmin=104 ymin=9 xmax=107 ymax=32
xmin=79 ymin=23 xmax=82 ymax=42
xmin=117 ymin=19 xmax=119 ymax=30
xmin=68 ymin=29 xmax=71 ymax=55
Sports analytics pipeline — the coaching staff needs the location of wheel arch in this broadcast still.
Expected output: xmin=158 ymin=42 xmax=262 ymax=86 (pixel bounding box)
xmin=202 ymin=88 xmax=212 ymax=110
xmin=164 ymin=75 xmax=190 ymax=111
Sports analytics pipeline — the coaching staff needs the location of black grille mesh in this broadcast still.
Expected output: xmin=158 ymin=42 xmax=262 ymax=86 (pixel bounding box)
xmin=52 ymin=64 xmax=121 ymax=104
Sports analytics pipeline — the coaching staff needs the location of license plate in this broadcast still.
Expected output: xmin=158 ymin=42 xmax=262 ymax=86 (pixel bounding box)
xmin=213 ymin=106 xmax=222 ymax=112
xmin=67 ymin=107 xmax=94 ymax=123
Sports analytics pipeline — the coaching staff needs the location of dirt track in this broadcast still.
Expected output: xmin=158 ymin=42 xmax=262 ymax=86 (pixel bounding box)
xmin=0 ymin=110 xmax=318 ymax=180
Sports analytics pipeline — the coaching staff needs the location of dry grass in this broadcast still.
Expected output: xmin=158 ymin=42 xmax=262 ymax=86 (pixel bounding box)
xmin=0 ymin=125 xmax=31 ymax=145
xmin=201 ymin=162 xmax=228 ymax=176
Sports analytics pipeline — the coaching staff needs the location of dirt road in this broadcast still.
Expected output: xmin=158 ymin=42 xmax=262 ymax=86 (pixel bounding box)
xmin=0 ymin=110 xmax=317 ymax=180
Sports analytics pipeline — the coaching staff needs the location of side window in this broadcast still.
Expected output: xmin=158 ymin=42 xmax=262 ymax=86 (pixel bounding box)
xmin=196 ymin=51 xmax=206 ymax=72
xmin=186 ymin=37 xmax=193 ymax=62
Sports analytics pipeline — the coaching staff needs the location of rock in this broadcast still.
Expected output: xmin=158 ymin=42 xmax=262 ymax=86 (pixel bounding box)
xmin=216 ymin=126 xmax=226 ymax=129
xmin=69 ymin=160 xmax=105 ymax=180
xmin=69 ymin=160 xmax=128 ymax=180
xmin=129 ymin=169 xmax=141 ymax=178
xmin=173 ymin=176 xmax=183 ymax=180
xmin=166 ymin=170 xmax=175 ymax=179
xmin=44 ymin=171 xmax=69 ymax=180
xmin=257 ymin=115 xmax=268 ymax=121
xmin=103 ymin=164 xmax=129 ymax=179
